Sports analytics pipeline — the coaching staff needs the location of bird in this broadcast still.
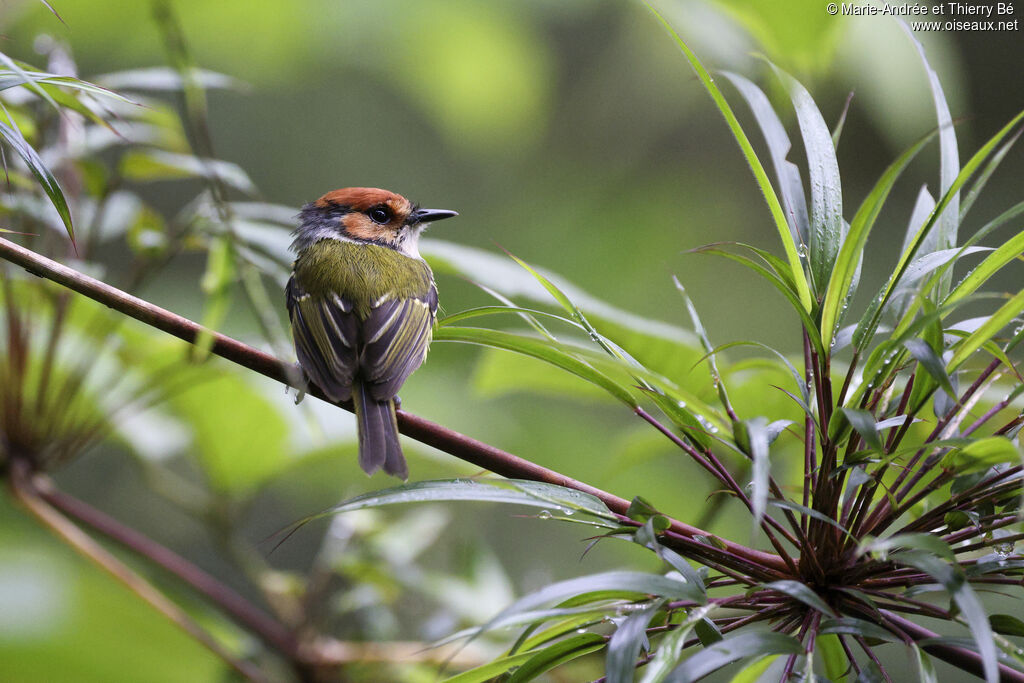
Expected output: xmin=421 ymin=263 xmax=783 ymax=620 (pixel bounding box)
xmin=286 ymin=187 xmax=457 ymax=479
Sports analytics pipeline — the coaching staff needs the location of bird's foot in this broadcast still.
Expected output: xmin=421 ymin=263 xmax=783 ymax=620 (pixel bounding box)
xmin=287 ymin=362 xmax=310 ymax=404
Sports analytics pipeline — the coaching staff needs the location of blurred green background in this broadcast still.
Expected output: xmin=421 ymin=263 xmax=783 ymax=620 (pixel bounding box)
xmin=1 ymin=0 xmax=1022 ymax=679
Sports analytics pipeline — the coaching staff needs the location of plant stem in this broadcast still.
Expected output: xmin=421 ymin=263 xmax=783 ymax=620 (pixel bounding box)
xmin=33 ymin=475 xmax=300 ymax=658
xmin=0 ymin=236 xmax=790 ymax=575
xmin=882 ymin=610 xmax=1024 ymax=683
xmin=7 ymin=457 xmax=268 ymax=682
xmin=634 ymin=406 xmax=801 ymax=571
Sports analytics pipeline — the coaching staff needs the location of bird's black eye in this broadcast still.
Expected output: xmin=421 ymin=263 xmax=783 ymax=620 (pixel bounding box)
xmin=368 ymin=206 xmax=391 ymax=224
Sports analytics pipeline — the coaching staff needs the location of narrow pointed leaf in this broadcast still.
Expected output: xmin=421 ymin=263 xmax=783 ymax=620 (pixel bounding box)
xmin=606 ymin=600 xmax=664 ymax=683
xmin=317 ymin=479 xmax=614 ymax=523
xmin=904 ymin=337 xmax=956 ymax=398
xmin=853 ymin=106 xmax=1024 ymax=351
xmin=842 ymin=407 xmax=883 ymax=451
xmin=0 ymin=117 xmax=74 ymax=242
xmin=946 ymin=229 xmax=1024 ymax=307
xmin=819 ymin=617 xmax=899 ymax=642
xmin=736 ymin=417 xmax=771 ymax=528
xmin=770 ymin=63 xmax=843 ymax=298
xmin=912 ymin=644 xmax=940 ymax=683
xmin=689 ymin=245 xmax=823 ymax=354
xmin=481 ymin=572 xmax=703 ymax=644
xmin=893 ymin=550 xmax=998 ymax=683
xmin=943 ymin=436 xmax=1021 ymax=474
xmin=721 ymin=71 xmax=809 ymax=244
xmin=648 ymin=9 xmax=813 ymax=312
xmin=667 ymin=631 xmax=803 ymax=682
xmin=506 ymin=633 xmax=606 ymax=682
xmin=947 ymin=289 xmax=1024 ymax=371
xmin=822 ymin=131 xmax=933 ymax=346
xmin=900 ymin=22 xmax=959 ymax=296
xmin=434 ymin=326 xmax=638 ymax=407
xmin=961 ymin=128 xmax=1022 ymax=221
xmin=442 ymin=651 xmax=536 ymax=683
xmin=765 ymin=580 xmax=838 ymax=617
xmin=639 ymin=605 xmax=716 ymax=683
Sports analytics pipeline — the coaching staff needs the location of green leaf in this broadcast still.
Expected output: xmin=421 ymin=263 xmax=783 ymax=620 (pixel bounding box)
xmin=694 ymin=618 xmax=722 ymax=646
xmin=423 ymin=239 xmax=701 ymax=357
xmin=947 ymin=289 xmax=1024 ymax=372
xmin=727 ymin=655 xmax=779 ymax=683
xmin=442 ymin=651 xmax=535 ymax=683
xmin=892 ymin=550 xmax=998 ymax=683
xmin=899 ymin=22 xmax=959 ymax=297
xmin=639 ymin=388 xmax=714 ymax=450
xmin=946 ymin=229 xmax=1024 ymax=307
xmin=120 ymin=150 xmax=257 ymax=195
xmin=767 ymin=499 xmax=854 ymax=542
xmin=0 ymin=113 xmax=74 ymax=242
xmin=991 ymin=614 xmax=1024 ymax=637
xmin=859 ymin=533 xmax=956 ymax=562
xmin=438 ymin=305 xmax=579 ymax=330
xmin=635 ymin=519 xmax=706 ymax=600
xmin=842 ymin=408 xmax=883 ymax=451
xmin=765 ymin=580 xmax=837 ymax=618
xmin=912 ymin=643 xmax=939 ymax=683
xmin=943 ymin=437 xmax=1021 ymax=474
xmin=639 ymin=605 xmax=716 ymax=683
xmin=960 ymin=128 xmax=1022 ymax=222
xmin=491 ymin=571 xmax=703 ymax=622
xmin=721 ymin=71 xmax=808 ymax=246
xmin=96 ymin=67 xmax=245 ymax=92
xmin=895 ymin=200 xmax=1024 ymax=332
xmin=687 ymin=245 xmax=823 ymax=354
xmin=325 ymin=479 xmax=615 ymax=521
xmin=821 ymin=130 xmax=933 ymax=347
xmin=506 ymin=633 xmax=606 ymax=682
xmin=819 ymin=617 xmax=899 ymax=642
xmin=770 ymin=63 xmax=843 ymax=298
xmin=648 ymin=10 xmax=813 ymax=313
xmin=816 ymin=634 xmax=847 ymax=682
xmin=674 ymin=277 xmax=733 ymax=415
xmin=192 ymin=235 xmax=235 ymax=361
xmin=433 ymin=326 xmax=638 ymax=407
xmin=904 ymin=337 xmax=956 ymax=399
xmin=852 ymin=106 xmax=1024 ymax=352
xmin=668 ymin=631 xmax=803 ymax=682
xmin=735 ymin=417 xmax=771 ymax=528
xmin=606 ymin=601 xmax=664 ymax=683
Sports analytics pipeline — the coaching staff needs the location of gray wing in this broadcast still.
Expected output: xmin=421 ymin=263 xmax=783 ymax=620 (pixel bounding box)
xmin=286 ymin=276 xmax=359 ymax=402
xmin=361 ymin=285 xmax=438 ymax=402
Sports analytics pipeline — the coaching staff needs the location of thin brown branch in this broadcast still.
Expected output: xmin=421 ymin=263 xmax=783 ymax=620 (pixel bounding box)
xmin=0 ymin=236 xmax=788 ymax=574
xmin=33 ymin=475 xmax=299 ymax=658
xmin=7 ymin=457 xmax=268 ymax=682
xmin=882 ymin=610 xmax=1024 ymax=683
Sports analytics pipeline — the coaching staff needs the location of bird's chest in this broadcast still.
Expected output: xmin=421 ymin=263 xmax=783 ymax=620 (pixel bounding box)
xmin=292 ymin=239 xmax=433 ymax=317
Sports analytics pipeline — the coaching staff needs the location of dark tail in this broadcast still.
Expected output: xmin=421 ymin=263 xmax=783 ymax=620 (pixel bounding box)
xmin=352 ymin=382 xmax=407 ymax=479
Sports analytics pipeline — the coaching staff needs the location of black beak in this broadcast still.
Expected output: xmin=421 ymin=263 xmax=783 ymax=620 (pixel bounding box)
xmin=411 ymin=208 xmax=458 ymax=225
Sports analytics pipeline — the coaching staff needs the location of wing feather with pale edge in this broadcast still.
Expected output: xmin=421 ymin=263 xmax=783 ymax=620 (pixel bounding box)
xmin=362 ymin=285 xmax=437 ymax=401
xmin=286 ymin=276 xmax=359 ymax=402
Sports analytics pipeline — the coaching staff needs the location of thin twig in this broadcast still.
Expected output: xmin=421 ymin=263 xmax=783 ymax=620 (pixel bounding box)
xmin=33 ymin=476 xmax=299 ymax=658
xmin=7 ymin=457 xmax=268 ymax=682
xmin=882 ymin=610 xmax=1024 ymax=683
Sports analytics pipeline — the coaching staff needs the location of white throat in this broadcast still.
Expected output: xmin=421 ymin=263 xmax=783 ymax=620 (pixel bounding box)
xmin=397 ymin=224 xmax=425 ymax=259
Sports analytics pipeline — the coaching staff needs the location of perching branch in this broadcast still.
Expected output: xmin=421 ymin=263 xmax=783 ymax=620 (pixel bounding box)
xmin=0 ymin=236 xmax=787 ymax=573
